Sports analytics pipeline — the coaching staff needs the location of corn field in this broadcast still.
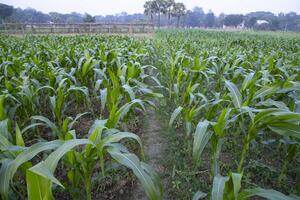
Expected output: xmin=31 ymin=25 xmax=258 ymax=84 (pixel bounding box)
xmin=0 ymin=30 xmax=299 ymax=200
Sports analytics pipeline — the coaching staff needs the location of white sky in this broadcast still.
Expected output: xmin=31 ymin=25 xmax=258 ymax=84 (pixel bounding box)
xmin=1 ymin=0 xmax=300 ymax=15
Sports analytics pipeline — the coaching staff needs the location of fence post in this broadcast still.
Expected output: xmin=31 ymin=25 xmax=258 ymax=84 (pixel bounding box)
xmin=21 ymin=23 xmax=25 ymax=35
xmin=4 ymin=23 xmax=7 ymax=34
xmin=129 ymin=24 xmax=133 ymax=35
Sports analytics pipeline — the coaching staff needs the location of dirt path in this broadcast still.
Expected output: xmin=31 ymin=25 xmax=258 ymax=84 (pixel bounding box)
xmin=131 ymin=108 xmax=168 ymax=200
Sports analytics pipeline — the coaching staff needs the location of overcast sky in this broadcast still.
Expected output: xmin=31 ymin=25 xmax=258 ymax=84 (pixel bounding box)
xmin=1 ymin=0 xmax=300 ymax=15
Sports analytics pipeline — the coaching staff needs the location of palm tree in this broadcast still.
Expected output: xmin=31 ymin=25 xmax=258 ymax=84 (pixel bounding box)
xmin=154 ymin=0 xmax=168 ymax=28
xmin=144 ymin=1 xmax=156 ymax=24
xmin=171 ymin=2 xmax=186 ymax=27
xmin=165 ymin=0 xmax=175 ymax=26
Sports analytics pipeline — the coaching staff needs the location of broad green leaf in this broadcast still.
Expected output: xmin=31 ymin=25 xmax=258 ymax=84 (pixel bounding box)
xmin=0 ymin=95 xmax=6 ymax=120
xmin=224 ymin=173 xmax=242 ymax=200
xmin=268 ymin=123 xmax=300 ymax=139
xmin=108 ymin=150 xmax=162 ymax=200
xmin=26 ymin=139 xmax=92 ymax=200
xmin=44 ymin=139 xmax=92 ymax=172
xmin=238 ymin=188 xmax=297 ymax=200
xmin=15 ymin=124 xmax=25 ymax=147
xmin=253 ymin=85 xmax=279 ymax=100
xmin=68 ymin=112 xmax=90 ymax=130
xmin=0 ymin=134 xmax=12 ymax=151
xmin=225 ymin=80 xmax=243 ymax=109
xmin=193 ymin=120 xmax=211 ymax=163
xmin=192 ymin=191 xmax=207 ymax=200
xmin=169 ymin=106 xmax=183 ymax=127
xmin=0 ymin=119 xmax=10 ymax=140
xmin=107 ymin=99 xmax=145 ymax=128
xmin=123 ymin=84 xmax=135 ymax=100
xmin=256 ymin=99 xmax=289 ymax=111
xmin=28 ymin=162 xmax=63 ymax=187
xmin=212 ymin=175 xmax=229 ymax=200
xmin=0 ymin=140 xmax=62 ymax=197
xmin=26 ymin=166 xmax=54 ymax=200
xmin=31 ymin=116 xmax=59 ymax=136
xmin=100 ymin=88 xmax=107 ymax=110
xmin=241 ymin=72 xmax=254 ymax=91
xmin=103 ymin=131 xmax=144 ymax=159
xmin=213 ymin=108 xmax=231 ymax=137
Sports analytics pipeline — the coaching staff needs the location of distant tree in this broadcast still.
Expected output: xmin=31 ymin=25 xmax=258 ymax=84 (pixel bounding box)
xmin=0 ymin=3 xmax=14 ymax=22
xmin=49 ymin=12 xmax=64 ymax=23
xmin=246 ymin=11 xmax=274 ymax=21
xmin=269 ymin=18 xmax=280 ymax=30
xmin=244 ymin=16 xmax=257 ymax=28
xmin=216 ymin=13 xmax=226 ymax=27
xmin=154 ymin=0 xmax=168 ymax=28
xmin=83 ymin=13 xmax=95 ymax=23
xmin=171 ymin=2 xmax=186 ymax=27
xmin=185 ymin=7 xmax=205 ymax=27
xmin=66 ymin=12 xmax=83 ymax=23
xmin=144 ymin=0 xmax=156 ymax=24
xmin=224 ymin=14 xmax=243 ymax=27
xmin=204 ymin=11 xmax=215 ymax=27
xmin=2 ymin=1 xmax=300 ymax=31
xmin=165 ymin=0 xmax=175 ymax=26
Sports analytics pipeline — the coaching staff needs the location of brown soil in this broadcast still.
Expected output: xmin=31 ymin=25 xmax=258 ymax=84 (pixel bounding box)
xmin=129 ymin=108 xmax=169 ymax=200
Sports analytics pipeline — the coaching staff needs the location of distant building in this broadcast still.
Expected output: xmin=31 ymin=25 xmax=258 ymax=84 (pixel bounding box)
xmin=256 ymin=20 xmax=269 ymax=25
xmin=223 ymin=21 xmax=245 ymax=29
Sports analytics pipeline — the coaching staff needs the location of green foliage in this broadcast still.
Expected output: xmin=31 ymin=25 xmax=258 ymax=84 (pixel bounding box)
xmin=0 ymin=34 xmax=163 ymax=200
xmin=161 ymin=30 xmax=300 ymax=199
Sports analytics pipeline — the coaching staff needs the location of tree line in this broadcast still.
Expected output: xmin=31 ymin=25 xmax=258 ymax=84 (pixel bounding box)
xmin=0 ymin=2 xmax=300 ymax=31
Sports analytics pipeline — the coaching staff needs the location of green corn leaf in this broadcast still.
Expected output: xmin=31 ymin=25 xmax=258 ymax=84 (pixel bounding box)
xmin=238 ymin=188 xmax=297 ymax=200
xmin=224 ymin=173 xmax=242 ymax=200
xmin=103 ymin=131 xmax=144 ymax=159
xmin=256 ymin=99 xmax=289 ymax=111
xmin=107 ymin=99 xmax=145 ymax=128
xmin=0 ymin=95 xmax=6 ymax=120
xmin=213 ymin=108 xmax=231 ymax=137
xmin=169 ymin=106 xmax=183 ymax=127
xmin=26 ymin=165 xmax=54 ymax=200
xmin=268 ymin=123 xmax=300 ymax=139
xmin=0 ymin=134 xmax=12 ymax=151
xmin=31 ymin=116 xmax=59 ymax=136
xmin=21 ymin=123 xmax=45 ymax=134
xmin=28 ymin=161 xmax=63 ymax=187
xmin=108 ymin=150 xmax=163 ymax=200
xmin=100 ymin=88 xmax=107 ymax=110
xmin=192 ymin=191 xmax=207 ymax=200
xmin=26 ymin=139 xmax=92 ymax=200
xmin=253 ymin=85 xmax=279 ymax=100
xmin=0 ymin=140 xmax=62 ymax=197
xmin=140 ymin=162 xmax=164 ymax=198
xmin=15 ymin=124 xmax=25 ymax=147
xmin=212 ymin=175 xmax=229 ymax=200
xmin=225 ymin=80 xmax=243 ymax=109
xmin=68 ymin=86 xmax=89 ymax=99
xmin=192 ymin=120 xmax=211 ymax=163
xmin=44 ymin=139 xmax=92 ymax=172
xmin=82 ymin=57 xmax=94 ymax=77
xmin=0 ymin=119 xmax=10 ymax=142
xmin=241 ymin=72 xmax=254 ymax=91
xmin=123 ymin=84 xmax=136 ymax=101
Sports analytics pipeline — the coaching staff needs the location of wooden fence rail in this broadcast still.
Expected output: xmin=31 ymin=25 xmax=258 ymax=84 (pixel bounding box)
xmin=0 ymin=23 xmax=154 ymax=34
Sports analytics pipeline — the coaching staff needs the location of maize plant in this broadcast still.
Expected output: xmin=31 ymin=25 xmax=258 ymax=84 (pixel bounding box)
xmin=1 ymin=29 xmax=300 ymax=200
xmin=159 ymin=30 xmax=300 ymax=198
xmin=0 ymin=34 xmax=163 ymax=200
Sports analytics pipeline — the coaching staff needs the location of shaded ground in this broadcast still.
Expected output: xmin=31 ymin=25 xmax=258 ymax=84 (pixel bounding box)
xmin=130 ymin=108 xmax=169 ymax=200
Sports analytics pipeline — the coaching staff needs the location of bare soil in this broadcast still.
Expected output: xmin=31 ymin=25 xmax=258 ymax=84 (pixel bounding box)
xmin=130 ymin=108 xmax=168 ymax=200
